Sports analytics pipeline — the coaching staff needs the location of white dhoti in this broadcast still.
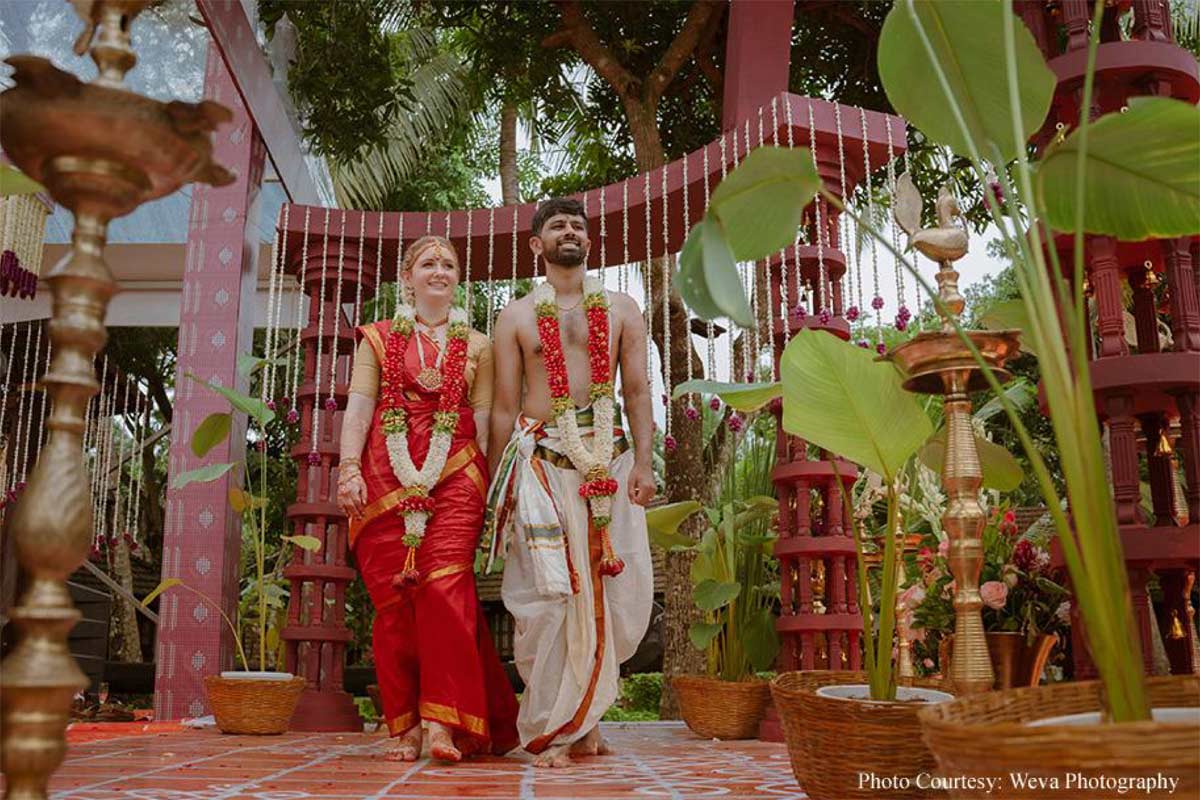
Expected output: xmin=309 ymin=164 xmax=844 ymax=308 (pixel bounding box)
xmin=483 ymin=411 xmax=652 ymax=753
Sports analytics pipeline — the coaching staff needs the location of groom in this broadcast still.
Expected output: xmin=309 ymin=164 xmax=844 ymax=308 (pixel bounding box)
xmin=486 ymin=197 xmax=656 ymax=768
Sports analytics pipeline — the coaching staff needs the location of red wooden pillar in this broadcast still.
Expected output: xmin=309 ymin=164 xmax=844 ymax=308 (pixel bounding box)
xmin=154 ymin=45 xmax=265 ymax=719
xmin=282 ymin=212 xmax=376 ymax=730
xmin=722 ymin=0 xmax=794 ymax=131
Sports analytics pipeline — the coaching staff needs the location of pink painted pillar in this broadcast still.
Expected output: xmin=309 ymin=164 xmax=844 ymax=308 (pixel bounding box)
xmin=721 ymin=0 xmax=794 ymax=131
xmin=154 ymin=44 xmax=266 ymax=720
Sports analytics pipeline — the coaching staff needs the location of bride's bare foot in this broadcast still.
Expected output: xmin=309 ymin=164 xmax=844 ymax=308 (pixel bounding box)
xmin=385 ymin=724 xmax=422 ymax=762
xmin=428 ymin=721 xmax=462 ymax=763
xmin=568 ymin=726 xmax=612 ymax=757
xmin=533 ymin=743 xmax=573 ymax=768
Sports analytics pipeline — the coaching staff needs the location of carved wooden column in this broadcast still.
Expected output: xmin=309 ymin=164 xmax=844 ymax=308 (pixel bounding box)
xmin=1164 ymin=237 xmax=1200 ymax=352
xmin=1106 ymin=394 xmax=1143 ymax=526
xmin=1138 ymin=413 xmax=1178 ymax=526
xmin=281 ymin=212 xmax=372 ymax=731
xmin=1176 ymin=391 xmax=1200 ymax=523
xmin=1091 ymin=238 xmax=1128 ymax=358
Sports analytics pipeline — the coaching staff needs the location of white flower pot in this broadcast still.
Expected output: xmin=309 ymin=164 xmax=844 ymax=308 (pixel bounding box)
xmin=1027 ymin=706 xmax=1200 ymax=727
xmin=815 ymin=683 xmax=955 ymax=704
xmin=219 ymin=671 xmax=295 ymax=681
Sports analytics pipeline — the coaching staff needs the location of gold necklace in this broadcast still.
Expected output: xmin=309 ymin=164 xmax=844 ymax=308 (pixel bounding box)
xmin=414 ymin=320 xmax=447 ymax=391
xmin=556 ymin=293 xmax=584 ymax=313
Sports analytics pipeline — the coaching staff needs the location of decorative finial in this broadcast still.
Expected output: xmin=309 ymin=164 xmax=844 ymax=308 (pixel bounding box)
xmin=894 ymin=173 xmax=969 ymax=330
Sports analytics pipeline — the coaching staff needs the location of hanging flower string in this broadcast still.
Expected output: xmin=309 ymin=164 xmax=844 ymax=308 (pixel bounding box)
xmin=380 ymin=303 xmax=470 ymax=587
xmin=533 ymin=276 xmax=623 ymax=578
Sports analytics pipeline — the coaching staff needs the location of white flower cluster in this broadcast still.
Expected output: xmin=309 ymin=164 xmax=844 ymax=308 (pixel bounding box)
xmin=534 ymin=277 xmax=616 ymax=521
xmin=384 ymin=304 xmax=469 ymax=541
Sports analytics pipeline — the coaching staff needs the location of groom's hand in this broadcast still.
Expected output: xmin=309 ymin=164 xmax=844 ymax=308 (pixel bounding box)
xmin=628 ymin=464 xmax=656 ymax=507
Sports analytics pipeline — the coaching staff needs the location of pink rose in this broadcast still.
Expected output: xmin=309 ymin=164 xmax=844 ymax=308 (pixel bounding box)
xmin=938 ymin=539 xmax=949 ymax=558
xmin=923 ymin=658 xmax=935 ymax=669
xmin=980 ymin=581 xmax=1008 ymax=610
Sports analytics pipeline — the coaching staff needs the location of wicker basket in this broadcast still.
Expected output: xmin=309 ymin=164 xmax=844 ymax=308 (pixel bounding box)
xmin=673 ymin=675 xmax=772 ymax=740
xmin=919 ymin=675 xmax=1200 ymax=799
xmin=771 ymin=670 xmax=953 ymax=800
xmin=204 ymin=674 xmax=306 ymax=735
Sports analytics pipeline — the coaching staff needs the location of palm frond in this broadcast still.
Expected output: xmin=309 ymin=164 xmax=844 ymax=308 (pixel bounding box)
xmin=332 ymin=48 xmax=474 ymax=210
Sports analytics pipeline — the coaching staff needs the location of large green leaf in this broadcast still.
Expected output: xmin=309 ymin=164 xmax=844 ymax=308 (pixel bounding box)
xmin=979 ymin=299 xmax=1038 ymax=357
xmin=186 ymin=372 xmax=275 ymax=426
xmin=878 ymin=0 xmax=1055 ymax=162
xmin=918 ymin=428 xmax=1024 ymax=492
xmin=694 ymin=579 xmax=742 ymax=612
xmin=645 ymin=500 xmax=703 ymax=551
xmin=283 ymin=534 xmax=323 ymax=552
xmin=237 ymin=353 xmax=289 ymax=378
xmin=0 ymin=164 xmax=45 ymax=196
xmin=781 ymin=329 xmax=932 ymax=482
xmin=743 ymin=607 xmax=781 ymax=672
xmin=677 ymin=218 xmax=753 ymax=327
xmin=708 ymin=146 xmax=821 ymax=260
xmin=191 ymin=413 xmax=232 ymax=458
xmin=170 ymin=461 xmax=236 ymax=489
xmin=689 ymin=621 xmax=723 ymax=651
xmin=673 ymin=380 xmax=782 ymax=412
xmin=1038 ymin=98 xmax=1200 ymax=240
xmin=975 ymin=378 xmax=1036 ymax=423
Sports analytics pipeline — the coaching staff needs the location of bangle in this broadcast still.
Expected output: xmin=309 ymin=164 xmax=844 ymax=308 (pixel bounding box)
xmin=340 ymin=457 xmax=361 ymax=469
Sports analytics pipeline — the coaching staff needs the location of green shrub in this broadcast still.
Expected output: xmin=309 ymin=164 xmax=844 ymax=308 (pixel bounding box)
xmin=620 ymin=672 xmax=663 ymax=713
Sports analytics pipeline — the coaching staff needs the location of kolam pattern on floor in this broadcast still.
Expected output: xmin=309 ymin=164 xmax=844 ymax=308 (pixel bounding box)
xmin=19 ymin=721 xmax=807 ymax=800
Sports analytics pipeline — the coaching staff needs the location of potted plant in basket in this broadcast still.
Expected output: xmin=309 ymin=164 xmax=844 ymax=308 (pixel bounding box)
xmin=645 ymin=494 xmax=780 ymax=740
xmin=143 ymin=361 xmax=321 ymax=734
xmin=911 ymin=503 xmax=1069 ymax=688
xmin=673 ymin=0 xmax=1199 ymax=794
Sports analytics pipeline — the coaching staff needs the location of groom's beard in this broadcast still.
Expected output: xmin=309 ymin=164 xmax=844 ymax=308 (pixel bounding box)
xmin=544 ymin=239 xmax=586 ymax=267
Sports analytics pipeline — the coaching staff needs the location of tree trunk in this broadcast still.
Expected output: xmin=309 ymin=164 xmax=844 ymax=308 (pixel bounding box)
xmin=112 ymin=535 xmax=143 ymax=662
xmin=499 ymin=103 xmax=521 ymax=206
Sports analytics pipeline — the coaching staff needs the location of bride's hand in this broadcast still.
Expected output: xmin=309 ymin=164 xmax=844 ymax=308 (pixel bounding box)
xmin=337 ymin=470 xmax=367 ymax=519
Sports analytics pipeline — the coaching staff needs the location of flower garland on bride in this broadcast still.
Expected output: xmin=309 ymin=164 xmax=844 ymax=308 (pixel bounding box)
xmin=380 ymin=302 xmax=470 ymax=586
xmin=533 ymin=276 xmax=624 ymax=577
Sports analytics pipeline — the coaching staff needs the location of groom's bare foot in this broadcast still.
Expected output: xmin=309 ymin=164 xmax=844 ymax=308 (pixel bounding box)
xmin=568 ymin=726 xmax=612 ymax=757
xmin=533 ymin=743 xmax=573 ymax=768
xmin=385 ymin=724 xmax=422 ymax=762
xmin=428 ymin=721 xmax=462 ymax=763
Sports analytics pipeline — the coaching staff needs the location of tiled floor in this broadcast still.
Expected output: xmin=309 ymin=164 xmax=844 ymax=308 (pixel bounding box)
xmin=36 ymin=721 xmax=807 ymax=799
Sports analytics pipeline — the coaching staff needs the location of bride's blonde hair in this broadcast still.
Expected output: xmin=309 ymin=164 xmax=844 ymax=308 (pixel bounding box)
xmin=399 ymin=235 xmax=459 ymax=305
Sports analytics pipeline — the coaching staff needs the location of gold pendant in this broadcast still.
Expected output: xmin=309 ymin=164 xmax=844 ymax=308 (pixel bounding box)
xmin=416 ymin=367 xmax=443 ymax=391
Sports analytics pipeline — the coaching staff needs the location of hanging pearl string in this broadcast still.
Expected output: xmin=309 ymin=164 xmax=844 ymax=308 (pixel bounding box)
xmin=8 ymin=320 xmax=35 ymax=489
xmin=373 ymin=212 xmax=384 ymax=323
xmin=620 ymin=179 xmax=630 ymax=296
xmin=719 ymin=130 xmax=734 ymax=383
xmin=288 ymin=207 xmax=312 ymax=420
xmin=860 ymin=106 xmax=882 ymax=344
xmin=127 ymin=386 xmax=147 ymax=550
xmin=486 ymin=207 xmax=496 ymax=336
xmin=642 ymin=170 xmax=654 ymax=392
xmin=88 ymin=357 xmax=108 ymax=541
xmin=660 ymin=162 xmax=672 ymax=439
xmin=772 ymin=97 xmax=788 ymax=323
xmin=354 ymin=211 xmax=367 ymax=327
xmin=599 ymin=184 xmax=607 ymax=272
xmin=97 ymin=378 xmax=118 ymax=549
xmin=110 ymin=377 xmax=131 ymax=546
xmin=806 ymin=101 xmax=828 ymax=325
xmin=267 ymin=204 xmax=290 ymax=407
xmin=702 ymin=140 xmax=716 ymax=381
xmin=885 ymin=117 xmax=909 ymax=333
xmin=261 ymin=205 xmax=282 ymax=415
xmin=309 ymin=208 xmax=332 ymax=461
xmin=835 ymin=102 xmax=859 ymax=324
xmin=785 ymin=97 xmax=804 ymax=314
xmin=750 ymin=116 xmax=765 ymax=378
xmin=510 ymin=205 xmax=518 ymax=301
xmin=37 ymin=338 xmax=51 ymax=453
xmin=681 ymin=151 xmax=694 ymax=403
xmin=325 ymin=211 xmax=347 ymax=418
xmin=0 ymin=324 xmax=16 ymax=451
xmin=394 ymin=213 xmax=405 ymax=313
xmin=731 ymin=124 xmax=748 ymax=381
xmin=464 ymin=209 xmax=474 ymax=322
xmin=17 ymin=322 xmax=43 ymax=484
